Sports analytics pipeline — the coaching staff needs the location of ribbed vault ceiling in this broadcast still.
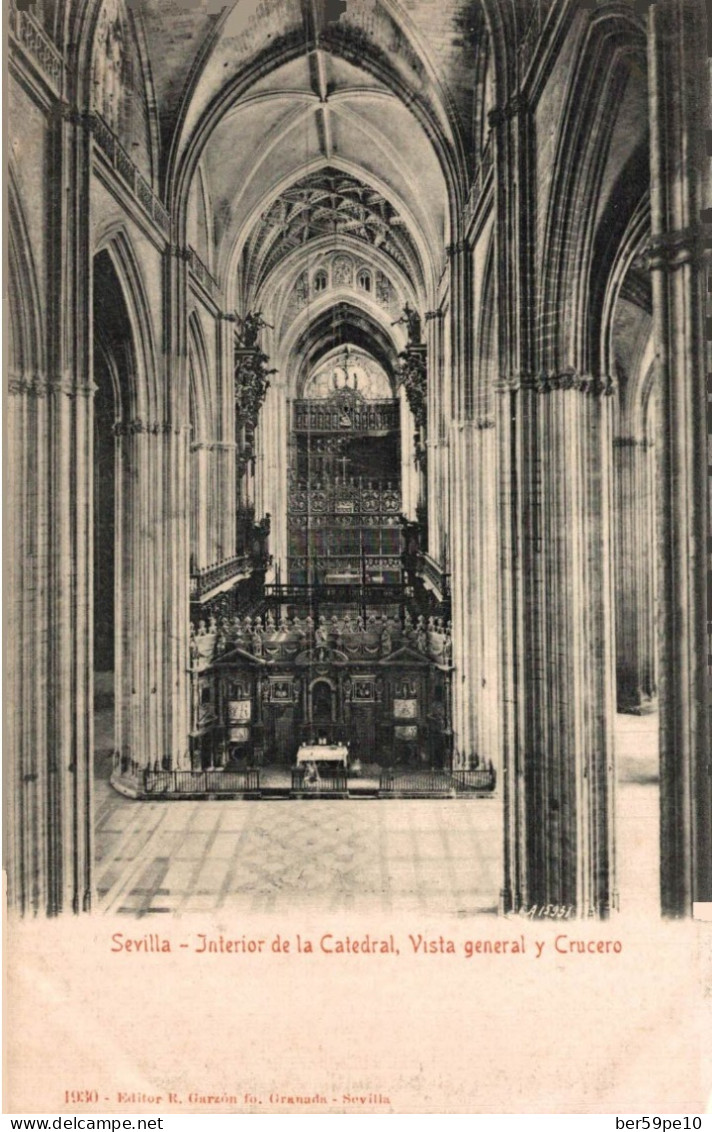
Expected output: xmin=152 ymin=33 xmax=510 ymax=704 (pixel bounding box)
xmin=245 ymin=168 xmax=423 ymax=295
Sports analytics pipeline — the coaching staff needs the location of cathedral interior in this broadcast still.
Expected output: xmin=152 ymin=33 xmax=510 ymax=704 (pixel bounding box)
xmin=6 ymin=0 xmax=710 ymax=919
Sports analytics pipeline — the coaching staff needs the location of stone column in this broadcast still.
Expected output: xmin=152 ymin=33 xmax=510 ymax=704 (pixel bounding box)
xmin=426 ymin=308 xmax=443 ymax=563
xmin=399 ymin=387 xmax=418 ymax=520
xmin=163 ymin=247 xmax=192 ymax=773
xmin=648 ymin=0 xmax=711 ymax=913
xmin=7 ymin=377 xmax=53 ymax=913
xmin=613 ymin=436 xmax=657 ymax=711
xmin=190 ymin=441 xmax=210 ymax=569
xmin=44 ymin=106 xmax=94 ymax=913
xmin=492 ymin=86 xmax=617 ymax=916
xmin=498 ymin=374 xmax=617 ymax=916
xmin=450 ymin=417 xmax=500 ymax=772
xmin=218 ymin=314 xmax=237 ymax=558
xmin=256 ymin=379 xmax=288 ymax=578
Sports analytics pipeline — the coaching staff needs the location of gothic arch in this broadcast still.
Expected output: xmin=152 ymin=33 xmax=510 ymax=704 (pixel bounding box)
xmin=93 ymin=225 xmax=159 ymax=422
xmin=263 ymin=234 xmax=418 ymax=336
xmin=537 ymin=8 xmax=647 ymax=372
xmin=66 ymin=0 xmax=160 ymax=186
xmin=167 ymin=27 xmax=464 ymax=270
xmin=598 ymin=192 xmax=651 ymax=382
xmin=277 ymin=293 xmax=403 ymax=394
xmin=226 ymin=155 xmax=434 ymax=310
xmin=7 ymin=169 xmax=45 ymax=379
xmin=188 ymin=309 xmax=213 ymax=441
xmin=308 ymin=677 xmax=338 ymax=724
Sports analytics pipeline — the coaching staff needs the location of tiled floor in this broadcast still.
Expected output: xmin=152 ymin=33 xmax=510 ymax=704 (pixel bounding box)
xmin=94 ymin=710 xmax=659 ymax=917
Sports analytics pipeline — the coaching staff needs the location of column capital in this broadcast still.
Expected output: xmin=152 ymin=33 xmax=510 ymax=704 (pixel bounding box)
xmin=647 ymin=225 xmax=707 ymax=270
xmin=445 ymin=242 xmax=465 ymax=259
xmin=488 ymin=93 xmax=529 ymax=129
xmin=190 ymin=441 xmax=239 ymax=452
xmin=8 ymin=375 xmax=96 ymax=398
xmin=112 ymin=418 xmax=185 ymax=437
xmin=496 ymin=371 xmax=615 ymax=396
xmin=613 ymin=436 xmax=655 ymax=449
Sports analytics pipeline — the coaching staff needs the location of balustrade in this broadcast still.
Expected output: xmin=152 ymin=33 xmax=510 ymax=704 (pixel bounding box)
xmin=190 ymin=554 xmax=252 ymax=598
xmin=91 ymin=112 xmax=171 ymax=236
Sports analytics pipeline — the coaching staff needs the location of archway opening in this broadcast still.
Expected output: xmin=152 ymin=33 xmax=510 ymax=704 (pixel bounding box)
xmin=609 ymin=248 xmax=661 ymax=914
xmin=92 ymin=249 xmax=135 ymax=792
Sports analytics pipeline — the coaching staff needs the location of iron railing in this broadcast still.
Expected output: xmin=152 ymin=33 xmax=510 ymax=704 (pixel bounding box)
xmin=291 ymin=768 xmax=349 ymax=794
xmin=379 ymin=770 xmax=454 ymax=795
xmin=452 ymin=767 xmax=496 ymax=793
xmin=142 ymin=769 xmax=260 ymax=795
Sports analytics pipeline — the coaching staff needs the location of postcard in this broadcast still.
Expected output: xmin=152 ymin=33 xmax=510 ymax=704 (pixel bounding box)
xmin=5 ymin=0 xmax=711 ymax=1115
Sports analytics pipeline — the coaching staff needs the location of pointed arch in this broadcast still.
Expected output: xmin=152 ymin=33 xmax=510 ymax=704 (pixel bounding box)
xmin=93 ymin=224 xmax=159 ymax=421
xmin=187 ymin=308 xmax=214 ymax=443
xmin=537 ymin=6 xmax=647 ymax=373
xmin=7 ymin=167 xmax=45 ymax=379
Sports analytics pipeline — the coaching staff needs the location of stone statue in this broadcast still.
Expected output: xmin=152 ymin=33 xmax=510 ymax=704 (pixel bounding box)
xmin=392 ymin=302 xmax=422 ymax=346
xmin=241 ymin=311 xmax=273 ymax=348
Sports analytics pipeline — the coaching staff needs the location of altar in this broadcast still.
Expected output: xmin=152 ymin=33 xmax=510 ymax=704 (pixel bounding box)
xmin=296 ymin=743 xmax=349 ymax=767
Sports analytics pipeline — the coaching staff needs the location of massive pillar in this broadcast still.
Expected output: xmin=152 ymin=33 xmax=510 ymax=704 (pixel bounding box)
xmin=7 ymin=97 xmax=96 ymax=913
xmin=162 ymin=247 xmax=192 ymax=773
xmin=499 ymin=376 xmax=617 ymax=915
xmin=450 ymin=419 xmax=499 ymax=770
xmin=648 ymin=0 xmax=711 ymax=914
xmin=494 ymin=91 xmax=616 ymax=916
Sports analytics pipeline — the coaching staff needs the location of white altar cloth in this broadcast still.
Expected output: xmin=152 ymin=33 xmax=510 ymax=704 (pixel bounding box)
xmin=296 ymin=743 xmax=348 ymax=767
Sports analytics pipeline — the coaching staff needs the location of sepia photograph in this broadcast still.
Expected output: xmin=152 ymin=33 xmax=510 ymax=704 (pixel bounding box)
xmin=4 ymin=0 xmax=711 ymax=1114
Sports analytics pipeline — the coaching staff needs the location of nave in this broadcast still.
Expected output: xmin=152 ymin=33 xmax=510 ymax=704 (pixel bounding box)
xmin=7 ymin=0 xmax=708 ymax=919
